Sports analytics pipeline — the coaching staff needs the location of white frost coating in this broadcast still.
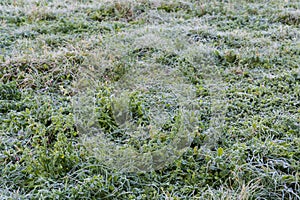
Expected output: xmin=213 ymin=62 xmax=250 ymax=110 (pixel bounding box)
xmin=72 ymin=25 xmax=227 ymax=172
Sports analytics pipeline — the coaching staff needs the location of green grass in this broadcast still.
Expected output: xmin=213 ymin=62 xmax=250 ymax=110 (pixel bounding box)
xmin=0 ymin=0 xmax=299 ymax=199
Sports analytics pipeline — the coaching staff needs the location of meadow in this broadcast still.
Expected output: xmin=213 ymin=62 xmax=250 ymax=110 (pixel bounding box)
xmin=0 ymin=0 xmax=299 ymax=199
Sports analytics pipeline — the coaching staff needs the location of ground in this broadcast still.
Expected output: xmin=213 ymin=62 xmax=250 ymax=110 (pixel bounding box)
xmin=0 ymin=0 xmax=299 ymax=199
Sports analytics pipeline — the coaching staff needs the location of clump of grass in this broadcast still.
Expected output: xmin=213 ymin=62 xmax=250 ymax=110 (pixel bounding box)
xmin=275 ymin=10 xmax=300 ymax=26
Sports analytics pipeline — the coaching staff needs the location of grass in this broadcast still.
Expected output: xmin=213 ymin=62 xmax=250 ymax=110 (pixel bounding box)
xmin=0 ymin=0 xmax=299 ymax=199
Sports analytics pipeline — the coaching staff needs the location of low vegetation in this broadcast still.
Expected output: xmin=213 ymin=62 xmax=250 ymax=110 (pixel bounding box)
xmin=0 ymin=0 xmax=299 ymax=199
